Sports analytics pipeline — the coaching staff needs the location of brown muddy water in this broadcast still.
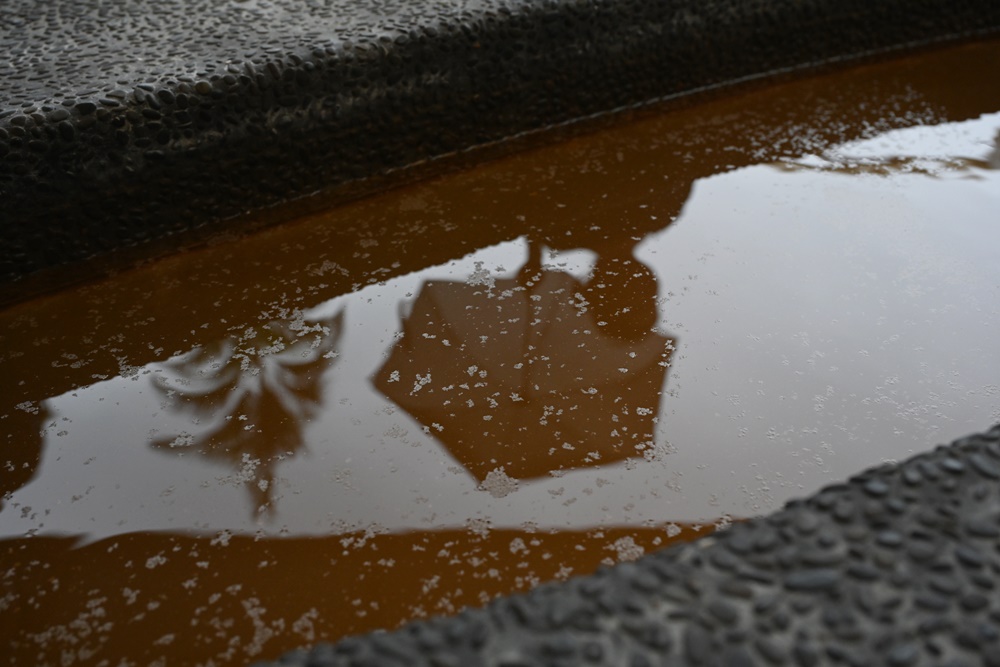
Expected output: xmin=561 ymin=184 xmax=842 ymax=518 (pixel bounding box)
xmin=3 ymin=38 xmax=1000 ymax=666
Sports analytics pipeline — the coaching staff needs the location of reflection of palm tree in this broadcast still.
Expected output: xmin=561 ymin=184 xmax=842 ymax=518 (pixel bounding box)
xmin=373 ymin=238 xmax=675 ymax=483
xmin=150 ymin=311 xmax=344 ymax=518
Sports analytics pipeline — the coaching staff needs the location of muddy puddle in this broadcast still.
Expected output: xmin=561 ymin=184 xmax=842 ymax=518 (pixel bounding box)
xmin=2 ymin=38 xmax=1000 ymax=666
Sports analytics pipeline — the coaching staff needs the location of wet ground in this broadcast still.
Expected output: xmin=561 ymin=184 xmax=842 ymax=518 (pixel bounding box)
xmin=2 ymin=38 xmax=1000 ymax=666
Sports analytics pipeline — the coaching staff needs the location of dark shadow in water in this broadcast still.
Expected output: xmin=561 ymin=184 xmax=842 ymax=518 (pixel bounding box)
xmin=373 ymin=237 xmax=676 ymax=482
xmin=0 ymin=403 xmax=51 ymax=513
xmin=149 ymin=310 xmax=344 ymax=517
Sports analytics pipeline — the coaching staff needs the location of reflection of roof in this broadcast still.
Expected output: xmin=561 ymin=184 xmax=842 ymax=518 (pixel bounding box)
xmin=374 ymin=269 xmax=675 ymax=482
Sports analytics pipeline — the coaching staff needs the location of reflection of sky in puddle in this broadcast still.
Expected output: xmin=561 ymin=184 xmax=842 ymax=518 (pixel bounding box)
xmin=5 ymin=113 xmax=999 ymax=542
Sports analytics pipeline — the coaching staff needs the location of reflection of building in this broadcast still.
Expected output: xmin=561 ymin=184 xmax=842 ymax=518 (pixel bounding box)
xmin=374 ymin=241 xmax=675 ymax=482
xmin=150 ymin=311 xmax=344 ymax=517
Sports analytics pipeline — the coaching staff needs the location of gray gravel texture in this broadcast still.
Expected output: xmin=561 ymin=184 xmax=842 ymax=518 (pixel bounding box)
xmin=255 ymin=426 xmax=1000 ymax=667
xmin=3 ymin=0 xmax=1000 ymax=283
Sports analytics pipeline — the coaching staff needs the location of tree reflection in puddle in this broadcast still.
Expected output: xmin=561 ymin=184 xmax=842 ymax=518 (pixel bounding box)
xmin=150 ymin=311 xmax=344 ymax=517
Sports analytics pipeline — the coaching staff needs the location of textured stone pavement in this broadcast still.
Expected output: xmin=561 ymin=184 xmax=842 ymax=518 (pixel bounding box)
xmin=3 ymin=0 xmax=1000 ymax=284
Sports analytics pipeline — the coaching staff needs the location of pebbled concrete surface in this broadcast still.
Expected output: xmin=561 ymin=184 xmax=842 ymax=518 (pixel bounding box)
xmin=2 ymin=0 xmax=1000 ymax=283
xmin=255 ymin=426 xmax=1000 ymax=667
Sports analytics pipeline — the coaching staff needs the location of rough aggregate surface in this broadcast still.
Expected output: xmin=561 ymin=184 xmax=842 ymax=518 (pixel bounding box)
xmin=2 ymin=0 xmax=1000 ymax=282
xmin=255 ymin=426 xmax=1000 ymax=666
